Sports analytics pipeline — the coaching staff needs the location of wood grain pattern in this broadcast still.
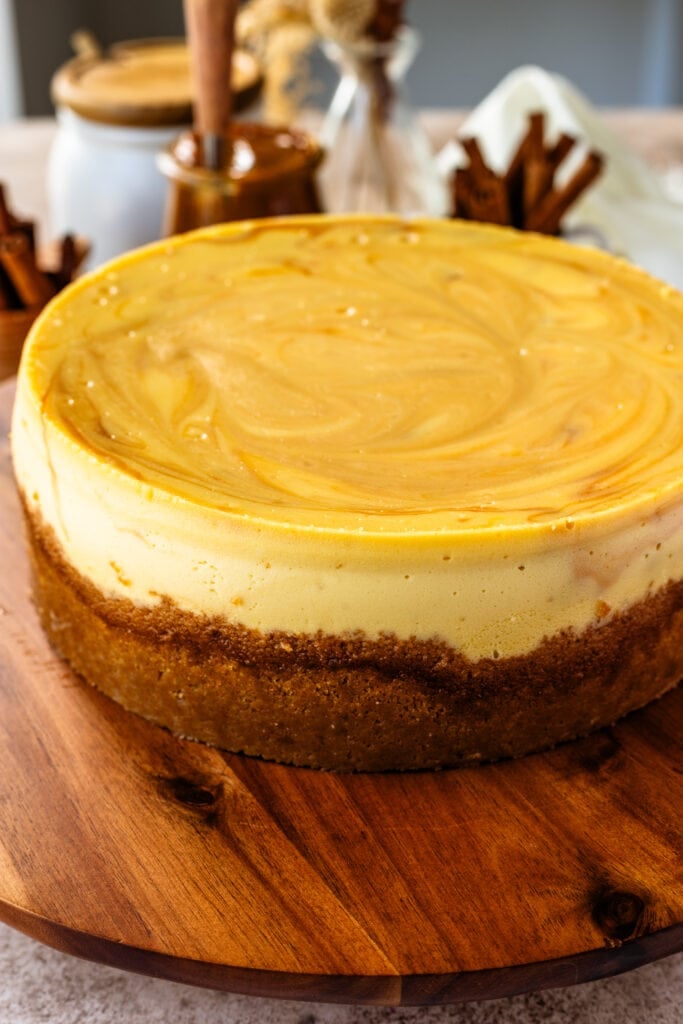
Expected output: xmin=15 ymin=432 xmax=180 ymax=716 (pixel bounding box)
xmin=0 ymin=377 xmax=681 ymax=1005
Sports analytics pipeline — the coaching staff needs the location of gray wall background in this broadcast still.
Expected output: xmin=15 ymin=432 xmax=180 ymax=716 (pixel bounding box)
xmin=11 ymin=0 xmax=683 ymax=117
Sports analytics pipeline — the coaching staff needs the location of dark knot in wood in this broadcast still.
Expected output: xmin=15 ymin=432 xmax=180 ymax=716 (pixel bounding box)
xmin=592 ymin=889 xmax=646 ymax=942
xmin=577 ymin=729 xmax=621 ymax=773
xmin=162 ymin=776 xmax=220 ymax=808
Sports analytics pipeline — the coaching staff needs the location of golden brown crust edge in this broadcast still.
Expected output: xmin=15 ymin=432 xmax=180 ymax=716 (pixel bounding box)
xmin=23 ymin=502 xmax=683 ymax=771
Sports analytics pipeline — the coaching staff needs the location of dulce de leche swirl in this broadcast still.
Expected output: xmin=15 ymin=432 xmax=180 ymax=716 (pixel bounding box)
xmin=12 ymin=216 xmax=683 ymax=659
xmin=23 ymin=216 xmax=683 ymax=531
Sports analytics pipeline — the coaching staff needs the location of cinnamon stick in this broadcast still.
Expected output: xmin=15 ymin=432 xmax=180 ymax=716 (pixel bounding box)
xmin=461 ymin=177 xmax=509 ymax=225
xmin=0 ymin=184 xmax=11 ymax=235
xmin=475 ymin=178 xmax=510 ymax=226
xmin=55 ymin=234 xmax=77 ymax=290
xmin=453 ymin=167 xmax=474 ymax=219
xmin=11 ymin=219 xmax=36 ymax=257
xmin=0 ymin=266 xmax=15 ymax=309
xmin=503 ymin=120 xmax=534 ymax=188
xmin=458 ymin=140 xmax=511 ymax=225
xmin=526 ymin=151 xmax=604 ymax=234
xmin=503 ymin=115 xmax=542 ymax=227
xmin=460 ymin=137 xmax=491 ymax=180
xmin=0 ymin=233 xmax=56 ymax=307
xmin=546 ymin=133 xmax=576 ymax=170
xmin=526 ymin=112 xmax=545 ymax=160
xmin=523 ymin=157 xmax=554 ymax=220
xmin=0 ymin=186 xmax=36 ymax=257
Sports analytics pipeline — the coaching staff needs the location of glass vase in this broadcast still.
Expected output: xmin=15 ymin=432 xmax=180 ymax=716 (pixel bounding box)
xmin=318 ymin=27 xmax=448 ymax=217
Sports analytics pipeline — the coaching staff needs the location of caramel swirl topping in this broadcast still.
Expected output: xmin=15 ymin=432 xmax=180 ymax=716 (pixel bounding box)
xmin=30 ymin=216 xmax=683 ymax=533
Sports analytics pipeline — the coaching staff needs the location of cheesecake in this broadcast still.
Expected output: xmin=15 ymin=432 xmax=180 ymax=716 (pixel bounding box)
xmin=12 ymin=215 xmax=683 ymax=769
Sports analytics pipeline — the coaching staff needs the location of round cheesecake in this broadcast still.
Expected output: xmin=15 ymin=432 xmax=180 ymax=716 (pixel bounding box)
xmin=11 ymin=215 xmax=683 ymax=770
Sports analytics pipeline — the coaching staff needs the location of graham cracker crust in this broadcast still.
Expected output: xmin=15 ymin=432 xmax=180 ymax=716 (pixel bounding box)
xmin=23 ymin=503 xmax=683 ymax=771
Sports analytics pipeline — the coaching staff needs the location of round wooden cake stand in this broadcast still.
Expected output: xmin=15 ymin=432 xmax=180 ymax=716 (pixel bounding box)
xmin=0 ymin=379 xmax=681 ymax=1006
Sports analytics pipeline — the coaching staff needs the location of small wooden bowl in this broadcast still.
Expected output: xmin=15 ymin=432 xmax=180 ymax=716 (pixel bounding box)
xmin=0 ymin=306 xmax=41 ymax=382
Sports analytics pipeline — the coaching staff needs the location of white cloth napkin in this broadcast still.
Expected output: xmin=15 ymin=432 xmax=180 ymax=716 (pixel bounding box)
xmin=437 ymin=65 xmax=683 ymax=290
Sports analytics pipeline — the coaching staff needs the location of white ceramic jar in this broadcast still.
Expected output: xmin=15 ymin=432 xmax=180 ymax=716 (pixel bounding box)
xmin=48 ymin=109 xmax=183 ymax=269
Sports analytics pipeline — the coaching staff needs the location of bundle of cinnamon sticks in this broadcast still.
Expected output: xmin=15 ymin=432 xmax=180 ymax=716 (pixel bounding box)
xmin=452 ymin=112 xmax=604 ymax=235
xmin=0 ymin=183 xmax=84 ymax=312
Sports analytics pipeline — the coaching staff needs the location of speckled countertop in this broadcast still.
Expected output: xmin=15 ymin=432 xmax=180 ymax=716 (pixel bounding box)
xmin=0 ymin=924 xmax=680 ymax=1024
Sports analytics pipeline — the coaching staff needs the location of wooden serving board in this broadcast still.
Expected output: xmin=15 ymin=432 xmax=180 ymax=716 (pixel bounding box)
xmin=0 ymin=378 xmax=681 ymax=1006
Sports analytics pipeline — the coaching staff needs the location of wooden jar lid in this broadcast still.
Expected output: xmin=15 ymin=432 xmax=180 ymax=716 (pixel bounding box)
xmin=51 ymin=37 xmax=261 ymax=128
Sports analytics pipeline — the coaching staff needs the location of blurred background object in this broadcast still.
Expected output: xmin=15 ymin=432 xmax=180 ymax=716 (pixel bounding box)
xmin=5 ymin=0 xmax=683 ymax=124
xmin=312 ymin=7 xmax=449 ymax=215
xmin=0 ymin=0 xmax=22 ymax=120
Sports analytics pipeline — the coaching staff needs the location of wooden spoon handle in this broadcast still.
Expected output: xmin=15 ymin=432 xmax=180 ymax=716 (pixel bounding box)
xmin=183 ymin=0 xmax=237 ymax=167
